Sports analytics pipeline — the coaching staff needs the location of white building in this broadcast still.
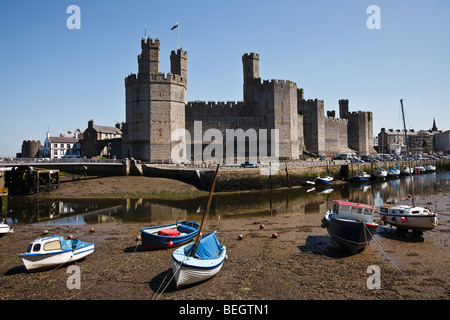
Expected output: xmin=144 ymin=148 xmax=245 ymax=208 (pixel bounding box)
xmin=41 ymin=130 xmax=82 ymax=159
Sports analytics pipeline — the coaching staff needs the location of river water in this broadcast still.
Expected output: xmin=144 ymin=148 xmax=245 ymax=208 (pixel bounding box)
xmin=4 ymin=171 xmax=450 ymax=226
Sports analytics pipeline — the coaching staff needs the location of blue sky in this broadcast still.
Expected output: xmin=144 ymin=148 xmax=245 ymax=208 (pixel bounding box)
xmin=1 ymin=0 xmax=449 ymax=157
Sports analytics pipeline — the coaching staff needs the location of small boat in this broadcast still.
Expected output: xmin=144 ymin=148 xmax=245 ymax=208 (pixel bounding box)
xmin=321 ymin=200 xmax=379 ymax=254
xmin=387 ymin=167 xmax=400 ymax=177
xmin=400 ymin=166 xmax=413 ymax=175
xmin=379 ymin=100 xmax=439 ymax=235
xmin=425 ymin=164 xmax=436 ymax=172
xmin=372 ymin=168 xmax=388 ymax=179
xmin=19 ymin=235 xmax=94 ymax=272
xmin=315 ymin=176 xmax=333 ymax=185
xmin=171 ymin=161 xmax=226 ymax=288
xmin=0 ymin=220 xmax=10 ymax=235
xmin=172 ymin=231 xmax=226 ymax=288
xmin=349 ymin=172 xmax=371 ymax=182
xmin=414 ymin=165 xmax=425 ymax=173
xmin=140 ymin=220 xmax=200 ymax=250
xmin=379 ymin=204 xmax=438 ymax=234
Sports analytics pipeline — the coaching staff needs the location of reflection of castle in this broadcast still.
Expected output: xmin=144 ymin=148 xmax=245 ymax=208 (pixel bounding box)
xmin=122 ymin=37 xmax=375 ymax=162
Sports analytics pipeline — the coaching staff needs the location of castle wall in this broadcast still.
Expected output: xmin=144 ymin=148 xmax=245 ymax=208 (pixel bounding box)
xmin=346 ymin=111 xmax=375 ymax=155
xmin=324 ymin=116 xmax=349 ymax=154
xmin=298 ymin=98 xmax=325 ymax=155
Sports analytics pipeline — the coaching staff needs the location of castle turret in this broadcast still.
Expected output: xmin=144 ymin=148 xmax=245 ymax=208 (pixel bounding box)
xmin=339 ymin=99 xmax=349 ymax=119
xmin=138 ymin=37 xmax=160 ymax=74
xmin=170 ymin=49 xmax=187 ymax=80
xmin=242 ymin=52 xmax=260 ymax=102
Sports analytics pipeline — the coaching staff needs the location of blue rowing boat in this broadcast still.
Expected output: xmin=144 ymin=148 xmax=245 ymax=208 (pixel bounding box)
xmin=140 ymin=220 xmax=200 ymax=250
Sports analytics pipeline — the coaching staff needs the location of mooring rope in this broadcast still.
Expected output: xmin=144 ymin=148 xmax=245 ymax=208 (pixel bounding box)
xmin=365 ymin=224 xmax=432 ymax=300
xmin=153 ymin=257 xmax=186 ymax=300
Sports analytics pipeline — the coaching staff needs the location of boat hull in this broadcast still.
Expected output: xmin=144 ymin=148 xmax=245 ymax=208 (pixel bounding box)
xmin=325 ymin=215 xmax=378 ymax=254
xmin=350 ymin=177 xmax=370 ymax=182
xmin=315 ymin=177 xmax=333 ymax=185
xmin=172 ymin=244 xmax=226 ymax=288
xmin=380 ymin=213 xmax=438 ymax=231
xmin=0 ymin=224 xmax=10 ymax=235
xmin=140 ymin=221 xmax=199 ymax=250
xmin=20 ymin=243 xmax=94 ymax=272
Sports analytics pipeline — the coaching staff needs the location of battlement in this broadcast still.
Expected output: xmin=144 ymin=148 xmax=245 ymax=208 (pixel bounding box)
xmin=186 ymin=100 xmax=248 ymax=117
xmin=242 ymin=52 xmax=259 ymax=59
xmin=258 ymin=79 xmax=297 ymax=90
xmin=141 ymin=37 xmax=160 ymax=47
xmin=125 ymin=72 xmax=186 ymax=86
xmin=187 ymin=100 xmax=246 ymax=109
xmin=171 ymin=49 xmax=187 ymax=58
xmin=325 ymin=115 xmax=348 ymax=123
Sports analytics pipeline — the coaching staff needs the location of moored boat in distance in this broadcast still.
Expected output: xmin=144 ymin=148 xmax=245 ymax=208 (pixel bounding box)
xmin=400 ymin=165 xmax=413 ymax=175
xmin=425 ymin=164 xmax=436 ymax=172
xmin=372 ymin=167 xmax=388 ymax=179
xmin=140 ymin=220 xmax=200 ymax=250
xmin=315 ymin=176 xmax=333 ymax=185
xmin=388 ymin=167 xmax=400 ymax=177
xmin=321 ymin=200 xmax=379 ymax=254
xmin=349 ymin=172 xmax=371 ymax=182
xmin=414 ymin=165 xmax=425 ymax=173
xmin=19 ymin=235 xmax=94 ymax=272
xmin=0 ymin=220 xmax=10 ymax=235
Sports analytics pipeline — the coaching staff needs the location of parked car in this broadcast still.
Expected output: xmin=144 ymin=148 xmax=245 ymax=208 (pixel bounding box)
xmin=240 ymin=161 xmax=259 ymax=168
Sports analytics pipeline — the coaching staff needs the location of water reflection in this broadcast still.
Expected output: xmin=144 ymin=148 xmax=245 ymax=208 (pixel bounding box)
xmin=5 ymin=172 xmax=449 ymax=226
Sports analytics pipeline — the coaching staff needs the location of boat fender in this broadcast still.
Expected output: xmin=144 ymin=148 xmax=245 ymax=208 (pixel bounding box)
xmin=401 ymin=217 xmax=407 ymax=222
xmin=168 ymin=241 xmax=173 ymax=247
xmin=391 ymin=217 xmax=396 ymax=222
xmin=381 ymin=216 xmax=386 ymax=221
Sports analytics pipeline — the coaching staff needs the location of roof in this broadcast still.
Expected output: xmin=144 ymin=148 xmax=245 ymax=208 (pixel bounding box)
xmin=333 ymin=200 xmax=376 ymax=210
xmin=92 ymin=125 xmax=122 ymax=134
xmin=48 ymin=136 xmax=80 ymax=143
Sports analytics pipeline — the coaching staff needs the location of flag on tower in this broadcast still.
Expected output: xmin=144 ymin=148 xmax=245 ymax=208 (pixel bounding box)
xmin=171 ymin=22 xmax=179 ymax=30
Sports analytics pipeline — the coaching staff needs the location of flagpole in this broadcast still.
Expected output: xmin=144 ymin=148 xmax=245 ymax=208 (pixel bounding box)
xmin=178 ymin=24 xmax=180 ymax=49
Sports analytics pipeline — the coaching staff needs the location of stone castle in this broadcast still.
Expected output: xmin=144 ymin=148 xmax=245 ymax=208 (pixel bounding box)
xmin=122 ymin=36 xmax=375 ymax=162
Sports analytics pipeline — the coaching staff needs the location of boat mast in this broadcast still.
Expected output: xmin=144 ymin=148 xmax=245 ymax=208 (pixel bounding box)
xmin=189 ymin=162 xmax=221 ymax=257
xmin=400 ymin=99 xmax=415 ymax=206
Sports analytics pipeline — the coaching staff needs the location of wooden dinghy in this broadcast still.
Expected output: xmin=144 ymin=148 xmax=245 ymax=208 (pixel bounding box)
xmin=140 ymin=220 xmax=200 ymax=250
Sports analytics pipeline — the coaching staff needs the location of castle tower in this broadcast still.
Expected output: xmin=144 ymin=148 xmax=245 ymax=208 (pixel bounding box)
xmin=123 ymin=37 xmax=187 ymax=162
xmin=339 ymin=99 xmax=349 ymax=119
xmin=242 ymin=53 xmax=260 ymax=102
xmin=170 ymin=49 xmax=187 ymax=79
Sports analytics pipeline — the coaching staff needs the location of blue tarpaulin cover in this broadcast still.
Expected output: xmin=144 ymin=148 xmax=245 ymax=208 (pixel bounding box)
xmin=51 ymin=235 xmax=84 ymax=251
xmin=184 ymin=232 xmax=223 ymax=260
